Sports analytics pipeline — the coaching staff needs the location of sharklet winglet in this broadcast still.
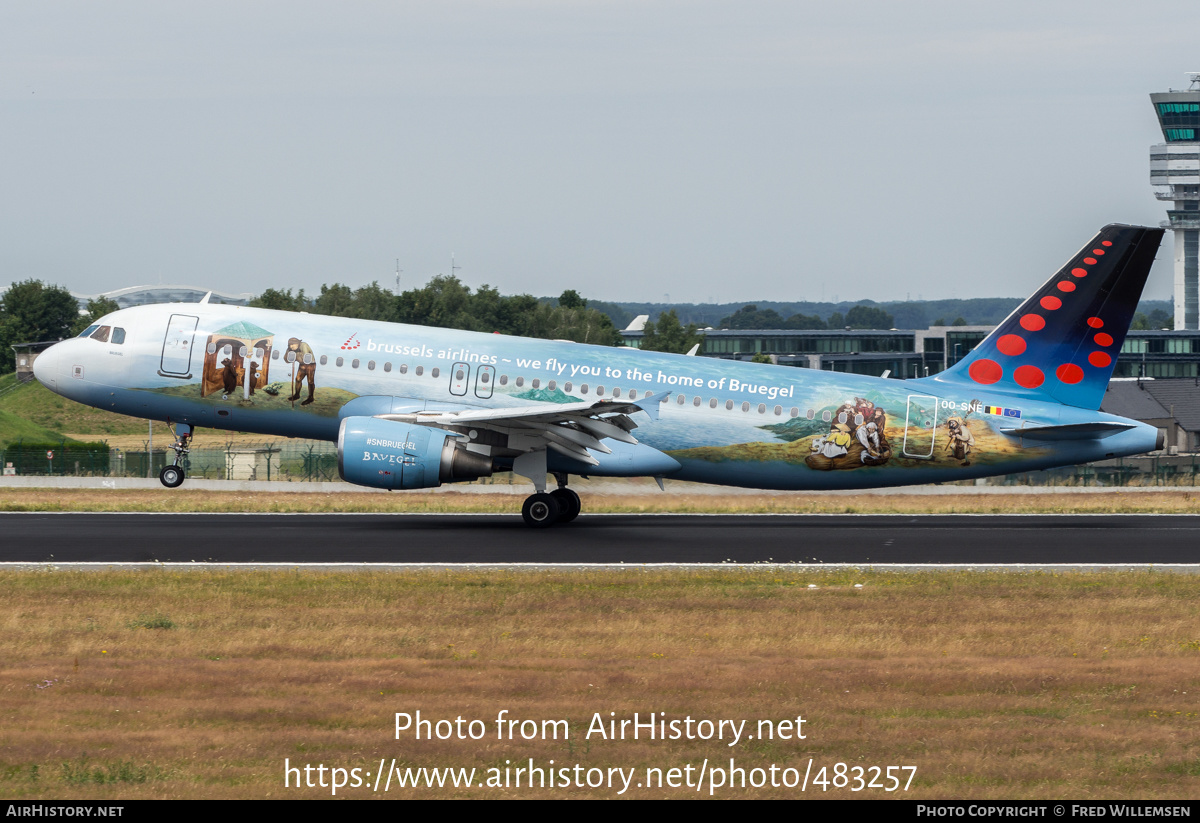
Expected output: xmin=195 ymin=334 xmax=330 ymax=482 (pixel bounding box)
xmin=632 ymin=391 xmax=671 ymax=421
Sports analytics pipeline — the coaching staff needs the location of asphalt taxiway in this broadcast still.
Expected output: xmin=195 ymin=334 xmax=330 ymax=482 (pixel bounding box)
xmin=1 ymin=513 xmax=1198 ymax=567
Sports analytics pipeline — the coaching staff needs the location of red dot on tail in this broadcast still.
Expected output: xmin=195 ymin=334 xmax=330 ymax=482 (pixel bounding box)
xmin=1056 ymin=363 xmax=1084 ymax=384
xmin=969 ymin=359 xmax=1003 ymax=385
xmin=1013 ymin=365 xmax=1045 ymax=389
xmin=1088 ymin=351 xmax=1112 ymax=368
xmin=1040 ymin=296 xmax=1062 ymax=310
xmin=1087 ymin=317 xmax=1104 ymax=328
xmin=997 ymin=334 xmax=1027 ymax=356
xmin=1084 ymin=257 xmax=1097 ymax=265
xmin=1092 ymin=249 xmax=1105 ymax=255
xmin=1071 ymin=268 xmax=1088 ymax=278
xmin=1020 ymin=314 xmax=1045 ymax=331
xmin=1094 ymin=332 xmax=1113 ymax=346
xmin=1101 ymin=240 xmax=1113 ymax=247
xmin=1057 ymin=281 xmax=1076 ymax=292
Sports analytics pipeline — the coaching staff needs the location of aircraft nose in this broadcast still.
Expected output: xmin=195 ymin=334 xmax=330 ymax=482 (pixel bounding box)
xmin=32 ymin=342 xmax=62 ymax=390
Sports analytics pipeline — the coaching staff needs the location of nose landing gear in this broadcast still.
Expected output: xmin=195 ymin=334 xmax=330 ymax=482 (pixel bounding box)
xmin=159 ymin=464 xmax=185 ymax=488
xmin=159 ymin=423 xmax=194 ymax=489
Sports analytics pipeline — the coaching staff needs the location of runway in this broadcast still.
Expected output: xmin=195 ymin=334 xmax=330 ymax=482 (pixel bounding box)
xmin=1 ymin=513 xmax=1198 ymax=567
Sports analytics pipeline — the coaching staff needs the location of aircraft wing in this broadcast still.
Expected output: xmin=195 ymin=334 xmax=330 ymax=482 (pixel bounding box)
xmin=373 ymin=391 xmax=670 ymax=466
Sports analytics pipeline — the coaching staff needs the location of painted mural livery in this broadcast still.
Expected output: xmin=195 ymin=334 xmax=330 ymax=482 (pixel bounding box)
xmin=33 ymin=224 xmax=1166 ymax=525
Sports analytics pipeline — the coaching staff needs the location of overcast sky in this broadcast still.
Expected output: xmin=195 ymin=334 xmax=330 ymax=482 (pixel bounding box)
xmin=1 ymin=1 xmax=1197 ymax=304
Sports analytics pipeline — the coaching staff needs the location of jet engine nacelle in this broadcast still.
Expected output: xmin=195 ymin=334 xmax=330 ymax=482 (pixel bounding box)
xmin=337 ymin=416 xmax=493 ymax=490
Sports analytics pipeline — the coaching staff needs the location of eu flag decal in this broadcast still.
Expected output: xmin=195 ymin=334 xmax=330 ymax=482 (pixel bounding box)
xmin=981 ymin=405 xmax=1022 ymax=419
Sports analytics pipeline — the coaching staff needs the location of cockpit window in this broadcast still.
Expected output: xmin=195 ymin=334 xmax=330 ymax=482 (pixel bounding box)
xmin=112 ymin=328 xmax=126 ymax=344
xmin=78 ymin=325 xmax=99 ymax=338
xmin=90 ymin=326 xmax=111 ymax=343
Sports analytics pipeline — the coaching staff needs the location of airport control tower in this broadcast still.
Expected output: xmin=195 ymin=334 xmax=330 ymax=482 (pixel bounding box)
xmin=1151 ymin=74 xmax=1200 ymax=329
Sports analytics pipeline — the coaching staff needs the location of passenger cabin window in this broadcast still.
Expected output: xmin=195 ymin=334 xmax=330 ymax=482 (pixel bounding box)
xmin=320 ymin=355 xmax=328 ymax=366
xmin=336 ymin=357 xmax=344 ymax=367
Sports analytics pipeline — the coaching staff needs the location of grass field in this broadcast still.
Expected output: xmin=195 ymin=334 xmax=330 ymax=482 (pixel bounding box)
xmin=3 ymin=487 xmax=1200 ymax=514
xmin=0 ymin=569 xmax=1197 ymax=799
xmin=0 ymin=375 xmax=155 ymax=443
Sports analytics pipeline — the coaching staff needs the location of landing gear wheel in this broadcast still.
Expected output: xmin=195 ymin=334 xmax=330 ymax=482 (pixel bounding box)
xmin=551 ymin=488 xmax=581 ymax=523
xmin=522 ymin=493 xmax=561 ymax=528
xmin=159 ymin=465 xmax=185 ymax=489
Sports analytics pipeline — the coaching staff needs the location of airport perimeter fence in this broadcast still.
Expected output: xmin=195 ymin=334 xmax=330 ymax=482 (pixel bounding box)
xmin=6 ymin=438 xmax=1200 ymax=487
xmin=2 ymin=439 xmax=343 ymax=483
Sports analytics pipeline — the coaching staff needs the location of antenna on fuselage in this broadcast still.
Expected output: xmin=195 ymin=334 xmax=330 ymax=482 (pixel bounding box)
xmin=451 ymin=253 xmax=461 ymax=280
xmin=395 ymin=259 xmax=403 ymax=294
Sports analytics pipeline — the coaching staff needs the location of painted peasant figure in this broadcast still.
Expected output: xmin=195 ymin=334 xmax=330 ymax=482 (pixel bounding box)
xmin=804 ymin=397 xmax=892 ymax=471
xmin=946 ymin=416 xmax=975 ymax=466
xmin=286 ymin=338 xmax=318 ymax=406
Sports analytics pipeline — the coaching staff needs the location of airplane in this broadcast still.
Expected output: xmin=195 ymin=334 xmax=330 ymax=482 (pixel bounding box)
xmin=32 ymin=224 xmax=1164 ymax=527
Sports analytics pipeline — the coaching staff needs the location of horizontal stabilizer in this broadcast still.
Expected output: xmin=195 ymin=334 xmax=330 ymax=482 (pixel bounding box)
xmin=1000 ymin=422 xmax=1136 ymax=441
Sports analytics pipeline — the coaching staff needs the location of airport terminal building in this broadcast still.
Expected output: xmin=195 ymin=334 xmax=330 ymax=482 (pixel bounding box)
xmin=621 ymin=326 xmax=1200 ymax=381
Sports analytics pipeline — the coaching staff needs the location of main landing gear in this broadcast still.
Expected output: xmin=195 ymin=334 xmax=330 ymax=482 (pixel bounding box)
xmin=159 ymin=423 xmax=193 ymax=489
xmin=520 ymin=473 xmax=582 ymax=528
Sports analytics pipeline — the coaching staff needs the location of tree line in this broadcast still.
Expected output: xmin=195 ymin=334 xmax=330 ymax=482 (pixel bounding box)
xmin=0 ymin=281 xmax=118 ymax=374
xmin=249 ymin=277 xmax=629 ymax=347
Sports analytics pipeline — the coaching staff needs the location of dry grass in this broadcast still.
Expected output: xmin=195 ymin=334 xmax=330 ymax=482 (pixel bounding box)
xmin=1 ymin=569 xmax=1198 ymax=799
xmin=3 ymin=487 xmax=1200 ymax=514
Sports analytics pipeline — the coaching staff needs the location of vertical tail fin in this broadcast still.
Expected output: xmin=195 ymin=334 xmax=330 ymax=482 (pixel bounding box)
xmin=927 ymin=224 xmax=1164 ymax=410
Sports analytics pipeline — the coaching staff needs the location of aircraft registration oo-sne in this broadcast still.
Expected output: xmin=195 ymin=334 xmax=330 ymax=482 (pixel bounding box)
xmin=34 ymin=224 xmax=1164 ymax=527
